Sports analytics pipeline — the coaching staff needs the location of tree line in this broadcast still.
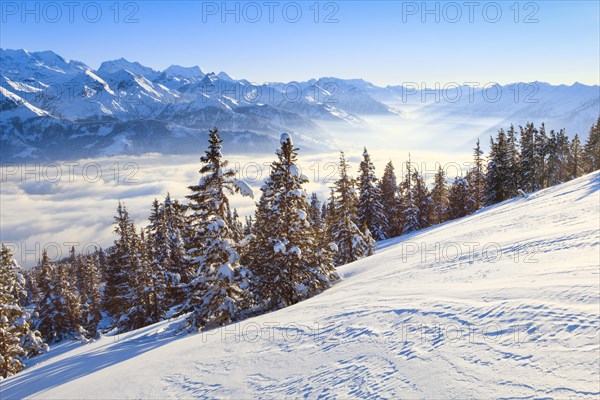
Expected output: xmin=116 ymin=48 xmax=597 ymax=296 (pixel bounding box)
xmin=1 ymin=118 xmax=598 ymax=378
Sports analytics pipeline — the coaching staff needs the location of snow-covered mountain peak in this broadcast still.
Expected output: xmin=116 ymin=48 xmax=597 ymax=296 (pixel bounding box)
xmin=163 ymin=65 xmax=205 ymax=80
xmin=217 ymin=71 xmax=235 ymax=81
xmin=98 ymin=58 xmax=157 ymax=78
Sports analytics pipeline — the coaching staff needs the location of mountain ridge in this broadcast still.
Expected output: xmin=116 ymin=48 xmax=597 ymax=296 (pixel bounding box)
xmin=1 ymin=48 xmax=598 ymax=161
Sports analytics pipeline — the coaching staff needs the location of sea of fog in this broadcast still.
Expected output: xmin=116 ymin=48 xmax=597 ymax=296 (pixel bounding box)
xmin=2 ymin=113 xmax=489 ymax=267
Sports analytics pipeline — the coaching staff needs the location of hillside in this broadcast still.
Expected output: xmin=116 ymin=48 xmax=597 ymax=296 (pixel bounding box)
xmin=1 ymin=172 xmax=599 ymax=399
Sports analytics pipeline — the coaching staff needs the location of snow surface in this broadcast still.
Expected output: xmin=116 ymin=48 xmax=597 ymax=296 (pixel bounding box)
xmin=1 ymin=172 xmax=599 ymax=399
xmin=233 ymin=178 xmax=255 ymax=199
xmin=280 ymin=132 xmax=293 ymax=145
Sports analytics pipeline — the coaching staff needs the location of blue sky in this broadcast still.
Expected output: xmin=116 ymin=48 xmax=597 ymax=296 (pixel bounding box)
xmin=1 ymin=1 xmax=598 ymax=85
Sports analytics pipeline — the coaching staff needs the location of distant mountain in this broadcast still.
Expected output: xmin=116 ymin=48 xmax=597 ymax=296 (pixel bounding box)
xmin=1 ymin=49 xmax=598 ymax=161
xmin=377 ymin=82 xmax=598 ymax=143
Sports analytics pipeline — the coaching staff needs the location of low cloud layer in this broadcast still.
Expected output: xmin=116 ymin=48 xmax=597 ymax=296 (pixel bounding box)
xmin=1 ymin=137 xmax=472 ymax=267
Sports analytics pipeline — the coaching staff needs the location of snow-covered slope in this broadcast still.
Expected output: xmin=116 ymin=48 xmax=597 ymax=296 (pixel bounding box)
xmin=2 ymin=176 xmax=599 ymax=398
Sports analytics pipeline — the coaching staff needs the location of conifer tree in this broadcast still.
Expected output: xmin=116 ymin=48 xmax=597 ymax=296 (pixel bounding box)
xmin=228 ymin=208 xmax=244 ymax=244
xmin=94 ymin=247 xmax=109 ymax=282
xmin=583 ymin=117 xmax=600 ymax=172
xmin=324 ymin=188 xmax=337 ymax=244
xmin=357 ymin=148 xmax=388 ymax=240
xmin=330 ymin=152 xmax=375 ymax=265
xmin=470 ymin=139 xmax=486 ymax=210
xmin=0 ymin=244 xmax=47 ymax=378
xmin=162 ymin=193 xmax=190 ymax=306
xmin=430 ymin=166 xmax=449 ymax=225
xmin=121 ymin=229 xmax=158 ymax=330
xmin=568 ymin=134 xmax=584 ymax=179
xmin=447 ymin=176 xmax=473 ymax=220
xmin=250 ymin=134 xmax=339 ymax=311
xmin=76 ymin=253 xmax=103 ymax=338
xmin=104 ymin=202 xmax=136 ymax=323
xmin=146 ymin=199 xmax=171 ymax=316
xmin=506 ymin=124 xmax=521 ymax=193
xmin=411 ymin=168 xmax=432 ymax=229
xmin=399 ymin=157 xmax=421 ymax=234
xmin=535 ymin=123 xmax=550 ymax=189
xmin=308 ymin=193 xmax=323 ymax=228
xmin=378 ymin=161 xmax=400 ymax=237
xmin=184 ymin=128 xmax=253 ymax=329
xmin=519 ymin=123 xmax=536 ymax=192
xmin=485 ymin=129 xmax=517 ymax=205
xmin=547 ymin=129 xmax=571 ymax=186
xmin=23 ymin=268 xmax=40 ymax=307
xmin=37 ymin=250 xmax=82 ymax=342
xmin=243 ymin=215 xmax=254 ymax=236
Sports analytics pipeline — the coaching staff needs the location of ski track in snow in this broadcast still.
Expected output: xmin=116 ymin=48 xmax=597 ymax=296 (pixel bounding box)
xmin=1 ymin=172 xmax=599 ymax=399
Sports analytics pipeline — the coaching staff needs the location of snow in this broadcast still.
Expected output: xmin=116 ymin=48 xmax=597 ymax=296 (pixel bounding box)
xmin=216 ymin=263 xmax=234 ymax=282
xmin=273 ymin=241 xmax=286 ymax=254
xmin=289 ymin=165 xmax=303 ymax=179
xmin=233 ymin=179 xmax=254 ymax=199
xmin=297 ymin=210 xmax=307 ymax=220
xmin=84 ymin=69 xmax=115 ymax=96
xmin=207 ymin=219 xmax=225 ymax=231
xmin=0 ymin=86 xmax=50 ymax=117
xmin=280 ymin=132 xmax=293 ymax=145
xmin=2 ymin=172 xmax=599 ymax=399
xmin=289 ymin=245 xmax=301 ymax=258
xmin=2 ymin=48 xmax=599 ymax=162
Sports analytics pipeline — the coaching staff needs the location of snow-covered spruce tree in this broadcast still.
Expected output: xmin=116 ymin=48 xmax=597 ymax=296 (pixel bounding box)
xmin=308 ymin=193 xmax=323 ymax=229
xmin=94 ymin=247 xmax=109 ymax=283
xmin=104 ymin=202 xmax=159 ymax=331
xmin=145 ymin=199 xmax=170 ymax=316
xmin=73 ymin=251 xmax=102 ymax=338
xmin=447 ymin=176 xmax=474 ymax=220
xmin=121 ymin=228 xmax=161 ymax=331
xmin=162 ymin=193 xmax=191 ymax=307
xmin=470 ymin=139 xmax=486 ymax=210
xmin=243 ymin=216 xmax=254 ymax=236
xmin=568 ymin=134 xmax=584 ymax=180
xmin=430 ymin=166 xmax=449 ymax=225
xmin=183 ymin=128 xmax=254 ymax=330
xmin=378 ymin=161 xmax=400 ymax=237
xmin=399 ymin=158 xmax=420 ymax=234
xmin=23 ymin=267 xmax=40 ymax=307
xmin=0 ymin=244 xmax=47 ymax=378
xmin=104 ymin=202 xmax=136 ymax=323
xmin=534 ymin=123 xmax=550 ymax=189
xmin=519 ymin=123 xmax=538 ymax=192
xmin=357 ymin=148 xmax=388 ymax=240
xmin=324 ymin=188 xmax=337 ymax=244
xmin=308 ymin=193 xmax=338 ymax=280
xmin=583 ymin=117 xmax=600 ymax=172
xmin=411 ymin=168 xmax=432 ymax=230
xmin=37 ymin=250 xmax=82 ymax=342
xmin=330 ymin=152 xmax=375 ymax=266
xmin=320 ymin=198 xmax=329 ymax=225
xmin=485 ymin=129 xmax=518 ymax=205
xmin=546 ymin=128 xmax=571 ymax=186
xmin=225 ymin=207 xmax=245 ymax=245
xmin=506 ymin=124 xmax=521 ymax=194
xmin=250 ymin=134 xmax=339 ymax=311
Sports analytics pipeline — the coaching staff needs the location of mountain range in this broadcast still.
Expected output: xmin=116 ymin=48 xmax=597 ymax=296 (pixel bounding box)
xmin=1 ymin=49 xmax=598 ymax=161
